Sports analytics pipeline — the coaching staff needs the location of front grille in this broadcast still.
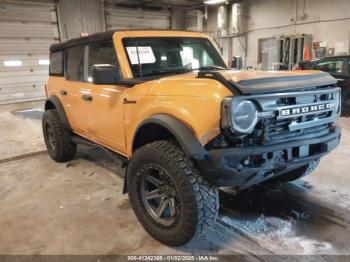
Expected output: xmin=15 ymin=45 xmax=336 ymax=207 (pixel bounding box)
xmin=263 ymin=110 xmax=333 ymax=144
xmin=264 ymin=122 xmax=330 ymax=144
xmin=245 ymin=86 xmax=341 ymax=145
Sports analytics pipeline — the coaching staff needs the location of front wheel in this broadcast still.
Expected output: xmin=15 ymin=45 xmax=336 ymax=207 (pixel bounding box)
xmin=127 ymin=140 xmax=219 ymax=246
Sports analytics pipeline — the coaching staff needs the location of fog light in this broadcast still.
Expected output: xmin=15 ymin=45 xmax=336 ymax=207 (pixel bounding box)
xmin=242 ymin=157 xmax=250 ymax=166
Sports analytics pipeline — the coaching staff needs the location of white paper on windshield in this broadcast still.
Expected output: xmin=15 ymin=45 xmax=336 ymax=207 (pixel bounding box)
xmin=126 ymin=46 xmax=156 ymax=65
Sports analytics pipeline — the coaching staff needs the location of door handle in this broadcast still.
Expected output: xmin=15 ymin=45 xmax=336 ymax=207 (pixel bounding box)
xmin=81 ymin=94 xmax=93 ymax=101
xmin=59 ymin=90 xmax=67 ymax=96
xmin=123 ymin=98 xmax=137 ymax=104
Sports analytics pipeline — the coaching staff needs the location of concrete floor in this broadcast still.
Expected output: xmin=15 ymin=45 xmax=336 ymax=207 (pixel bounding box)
xmin=1 ymin=101 xmax=350 ymax=256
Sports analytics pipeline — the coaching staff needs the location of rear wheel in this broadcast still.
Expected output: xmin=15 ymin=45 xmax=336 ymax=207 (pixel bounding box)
xmin=42 ymin=109 xmax=76 ymax=162
xmin=127 ymin=140 xmax=219 ymax=246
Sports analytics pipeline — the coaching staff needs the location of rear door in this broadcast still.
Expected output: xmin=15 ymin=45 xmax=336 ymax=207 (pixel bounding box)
xmin=59 ymin=45 xmax=88 ymax=135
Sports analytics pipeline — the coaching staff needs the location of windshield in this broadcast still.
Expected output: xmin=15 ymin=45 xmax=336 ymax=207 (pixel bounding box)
xmin=122 ymin=37 xmax=227 ymax=78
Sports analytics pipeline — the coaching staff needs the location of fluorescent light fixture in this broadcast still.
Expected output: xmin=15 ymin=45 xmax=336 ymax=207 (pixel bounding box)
xmin=4 ymin=60 xmax=22 ymax=67
xmin=38 ymin=59 xmax=50 ymax=65
xmin=204 ymin=0 xmax=227 ymax=5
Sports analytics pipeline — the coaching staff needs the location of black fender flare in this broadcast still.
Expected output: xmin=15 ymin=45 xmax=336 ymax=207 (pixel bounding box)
xmin=44 ymin=96 xmax=72 ymax=131
xmin=123 ymin=114 xmax=211 ymax=194
xmin=132 ymin=114 xmax=208 ymax=160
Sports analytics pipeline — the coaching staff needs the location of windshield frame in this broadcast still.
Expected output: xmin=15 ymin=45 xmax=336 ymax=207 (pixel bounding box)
xmin=121 ymin=36 xmax=227 ymax=80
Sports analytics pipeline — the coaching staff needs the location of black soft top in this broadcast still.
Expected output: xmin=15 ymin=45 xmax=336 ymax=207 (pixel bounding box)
xmin=50 ymin=31 xmax=115 ymax=52
xmin=50 ymin=29 xmax=200 ymax=52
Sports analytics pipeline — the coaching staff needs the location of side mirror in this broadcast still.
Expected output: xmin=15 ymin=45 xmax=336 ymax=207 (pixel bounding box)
xmin=91 ymin=64 xmax=121 ymax=85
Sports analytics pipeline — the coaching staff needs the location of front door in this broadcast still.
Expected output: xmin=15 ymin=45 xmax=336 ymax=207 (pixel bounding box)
xmin=79 ymin=41 xmax=127 ymax=154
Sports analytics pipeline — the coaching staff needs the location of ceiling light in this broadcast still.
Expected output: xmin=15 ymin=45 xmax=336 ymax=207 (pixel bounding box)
xmin=204 ymin=0 xmax=227 ymax=5
xmin=38 ymin=59 xmax=50 ymax=65
xmin=4 ymin=60 xmax=22 ymax=67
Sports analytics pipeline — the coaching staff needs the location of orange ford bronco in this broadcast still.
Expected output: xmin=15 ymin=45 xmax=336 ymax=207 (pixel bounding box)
xmin=44 ymin=30 xmax=341 ymax=246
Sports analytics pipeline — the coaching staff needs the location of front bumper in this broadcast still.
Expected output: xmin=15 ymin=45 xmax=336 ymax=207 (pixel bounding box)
xmin=196 ymin=127 xmax=341 ymax=190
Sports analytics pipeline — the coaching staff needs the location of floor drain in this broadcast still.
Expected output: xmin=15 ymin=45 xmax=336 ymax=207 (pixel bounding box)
xmin=0 ymin=150 xmax=47 ymax=164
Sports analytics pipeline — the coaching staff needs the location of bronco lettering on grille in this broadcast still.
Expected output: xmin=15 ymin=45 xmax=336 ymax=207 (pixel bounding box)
xmin=280 ymin=103 xmax=333 ymax=117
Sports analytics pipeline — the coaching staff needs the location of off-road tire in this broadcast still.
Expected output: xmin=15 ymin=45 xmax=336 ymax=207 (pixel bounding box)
xmin=127 ymin=140 xmax=219 ymax=246
xmin=266 ymin=159 xmax=321 ymax=187
xmin=42 ymin=109 xmax=76 ymax=162
xmin=285 ymin=158 xmax=321 ymax=180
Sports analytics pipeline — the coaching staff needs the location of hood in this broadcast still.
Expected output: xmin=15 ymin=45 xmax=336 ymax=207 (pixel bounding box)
xmin=200 ymin=70 xmax=337 ymax=95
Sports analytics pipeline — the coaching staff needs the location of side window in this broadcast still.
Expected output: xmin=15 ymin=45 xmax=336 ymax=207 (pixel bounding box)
xmin=66 ymin=45 xmax=85 ymax=81
xmin=314 ymin=60 xmax=343 ymax=74
xmin=49 ymin=51 xmax=63 ymax=76
xmin=88 ymin=42 xmax=118 ymax=82
xmin=301 ymin=62 xmax=313 ymax=70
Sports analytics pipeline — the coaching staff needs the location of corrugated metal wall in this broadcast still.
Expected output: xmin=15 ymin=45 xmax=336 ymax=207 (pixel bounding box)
xmin=0 ymin=0 xmax=59 ymax=104
xmin=106 ymin=4 xmax=170 ymax=30
xmin=57 ymin=0 xmax=104 ymax=41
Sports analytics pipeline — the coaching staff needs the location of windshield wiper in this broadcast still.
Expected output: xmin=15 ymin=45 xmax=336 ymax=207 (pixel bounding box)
xmin=139 ymin=69 xmax=187 ymax=76
xmin=134 ymin=69 xmax=189 ymax=79
xmin=199 ymin=65 xmax=227 ymax=70
xmin=187 ymin=65 xmax=227 ymax=72
xmin=135 ymin=66 xmax=226 ymax=79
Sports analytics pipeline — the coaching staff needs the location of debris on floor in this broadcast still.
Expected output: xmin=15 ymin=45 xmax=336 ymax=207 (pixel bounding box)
xmin=221 ymin=214 xmax=334 ymax=255
xmin=12 ymin=108 xmax=44 ymax=120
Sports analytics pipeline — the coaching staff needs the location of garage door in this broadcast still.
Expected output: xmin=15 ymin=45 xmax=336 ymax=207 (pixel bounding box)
xmin=0 ymin=0 xmax=59 ymax=104
xmin=106 ymin=4 xmax=170 ymax=30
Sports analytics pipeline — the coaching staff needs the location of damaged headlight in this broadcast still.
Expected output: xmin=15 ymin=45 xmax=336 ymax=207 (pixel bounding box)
xmin=221 ymin=98 xmax=258 ymax=134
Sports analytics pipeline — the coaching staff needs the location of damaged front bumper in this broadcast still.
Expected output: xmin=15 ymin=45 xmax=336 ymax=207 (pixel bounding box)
xmin=196 ymin=126 xmax=341 ymax=190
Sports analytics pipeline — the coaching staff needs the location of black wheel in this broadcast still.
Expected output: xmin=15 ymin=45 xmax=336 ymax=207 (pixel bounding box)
xmin=127 ymin=140 xmax=219 ymax=246
xmin=42 ymin=109 xmax=76 ymax=162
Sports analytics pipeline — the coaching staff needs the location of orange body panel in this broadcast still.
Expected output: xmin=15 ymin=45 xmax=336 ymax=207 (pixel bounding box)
xmin=122 ymin=73 xmax=232 ymax=156
xmin=47 ymin=30 xmax=323 ymax=159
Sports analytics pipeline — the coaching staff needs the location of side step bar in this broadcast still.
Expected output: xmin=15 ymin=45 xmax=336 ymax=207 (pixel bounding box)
xmin=71 ymin=135 xmax=128 ymax=167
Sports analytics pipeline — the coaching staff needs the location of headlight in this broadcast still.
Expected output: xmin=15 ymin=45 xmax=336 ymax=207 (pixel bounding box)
xmin=221 ymin=98 xmax=258 ymax=134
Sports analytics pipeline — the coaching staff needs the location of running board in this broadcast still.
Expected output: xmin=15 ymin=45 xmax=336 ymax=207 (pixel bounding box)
xmin=71 ymin=135 xmax=128 ymax=167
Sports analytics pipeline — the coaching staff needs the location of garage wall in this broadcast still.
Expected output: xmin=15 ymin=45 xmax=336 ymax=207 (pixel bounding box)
xmin=225 ymin=0 xmax=350 ymax=68
xmin=106 ymin=4 xmax=170 ymax=30
xmin=0 ymin=0 xmax=188 ymax=105
xmin=57 ymin=0 xmax=173 ymax=37
xmin=57 ymin=0 xmax=104 ymax=41
xmin=170 ymin=6 xmax=186 ymax=30
xmin=0 ymin=0 xmax=59 ymax=104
